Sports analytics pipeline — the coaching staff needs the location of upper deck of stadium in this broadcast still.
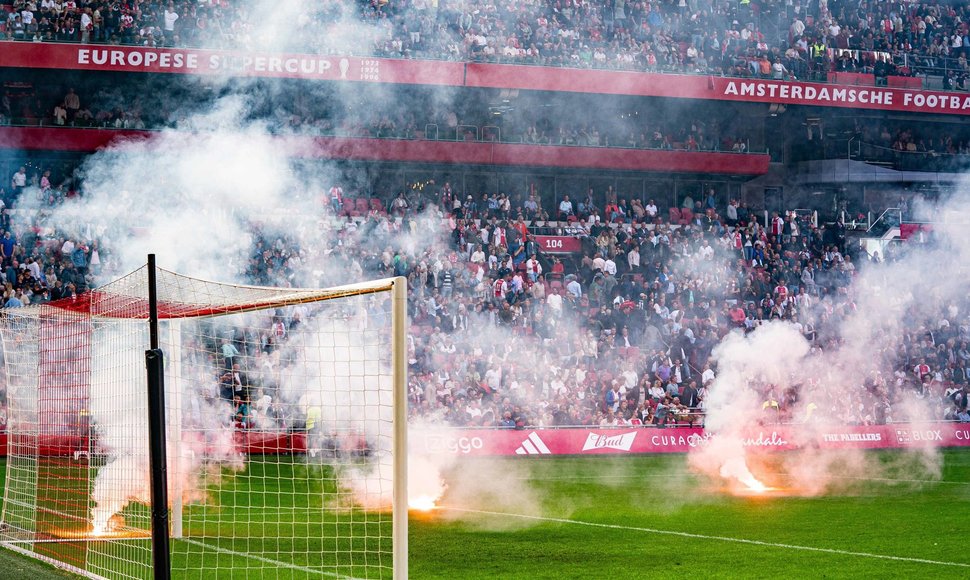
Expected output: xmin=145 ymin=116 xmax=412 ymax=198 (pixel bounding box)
xmin=0 ymin=0 xmax=967 ymax=111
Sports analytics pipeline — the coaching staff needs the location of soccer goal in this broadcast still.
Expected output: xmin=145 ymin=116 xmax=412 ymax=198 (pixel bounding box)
xmin=0 ymin=262 xmax=408 ymax=579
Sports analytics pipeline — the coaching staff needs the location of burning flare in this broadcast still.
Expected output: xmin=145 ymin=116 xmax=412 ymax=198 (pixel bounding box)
xmin=739 ymin=475 xmax=768 ymax=493
xmin=407 ymin=495 xmax=438 ymax=512
xmin=48 ymin=519 xmax=147 ymax=541
xmin=405 ymin=453 xmax=446 ymax=512
xmin=720 ymin=456 xmax=767 ymax=492
xmin=90 ymin=514 xmax=128 ymax=537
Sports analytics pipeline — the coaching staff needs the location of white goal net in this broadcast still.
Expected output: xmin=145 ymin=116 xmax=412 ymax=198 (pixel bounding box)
xmin=0 ymin=265 xmax=408 ymax=579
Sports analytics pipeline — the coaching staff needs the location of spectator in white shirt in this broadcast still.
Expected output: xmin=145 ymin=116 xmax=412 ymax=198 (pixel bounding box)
xmin=628 ymin=245 xmax=640 ymax=270
xmin=558 ymin=196 xmax=574 ymax=219
xmin=603 ymin=257 xmax=617 ymax=276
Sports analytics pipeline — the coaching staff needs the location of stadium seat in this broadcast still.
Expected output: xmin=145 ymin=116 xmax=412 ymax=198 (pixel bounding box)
xmin=343 ymin=199 xmax=362 ymax=217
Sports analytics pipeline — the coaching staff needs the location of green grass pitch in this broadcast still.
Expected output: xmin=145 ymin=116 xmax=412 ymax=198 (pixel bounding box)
xmin=1 ymin=450 xmax=969 ymax=579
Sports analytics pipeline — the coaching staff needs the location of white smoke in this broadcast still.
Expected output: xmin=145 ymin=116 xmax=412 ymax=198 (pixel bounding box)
xmin=688 ymin=192 xmax=970 ymax=493
xmin=14 ymin=101 xmax=319 ymax=283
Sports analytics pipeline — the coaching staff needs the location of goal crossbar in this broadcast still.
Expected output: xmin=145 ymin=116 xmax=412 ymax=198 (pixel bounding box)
xmin=19 ymin=265 xmax=398 ymax=320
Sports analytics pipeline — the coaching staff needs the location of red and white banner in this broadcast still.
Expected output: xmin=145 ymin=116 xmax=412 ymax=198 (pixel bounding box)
xmin=466 ymin=65 xmax=970 ymax=116
xmin=533 ymin=235 xmax=583 ymax=254
xmin=0 ymin=43 xmax=465 ymax=86
xmin=0 ymin=44 xmax=968 ymax=116
xmin=6 ymin=423 xmax=969 ymax=457
xmin=415 ymin=423 xmax=970 ymax=457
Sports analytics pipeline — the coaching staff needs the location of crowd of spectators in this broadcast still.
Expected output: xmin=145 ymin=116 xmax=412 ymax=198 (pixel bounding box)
xmin=799 ymin=116 xmax=970 ymax=171
xmin=236 ymin=180 xmax=970 ymax=431
xmin=0 ymin=171 xmax=93 ymax=305
xmin=3 ymin=0 xmax=970 ymax=83
xmin=0 ymin=81 xmax=759 ymax=154
xmin=818 ymin=117 xmax=970 ymax=158
xmin=6 ymin=158 xmax=967 ymax=433
xmin=2 ymin=1 xmax=969 ymax=447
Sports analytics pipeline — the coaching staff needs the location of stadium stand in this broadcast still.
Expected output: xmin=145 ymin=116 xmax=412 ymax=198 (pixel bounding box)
xmin=0 ymin=0 xmax=969 ymax=440
xmin=0 ymin=156 xmax=964 ymax=433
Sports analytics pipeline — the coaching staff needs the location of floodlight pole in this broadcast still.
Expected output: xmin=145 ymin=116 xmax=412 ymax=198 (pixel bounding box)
xmin=146 ymin=254 xmax=172 ymax=580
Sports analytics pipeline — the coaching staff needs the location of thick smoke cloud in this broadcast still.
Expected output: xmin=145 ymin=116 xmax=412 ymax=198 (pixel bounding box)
xmin=688 ymin=196 xmax=970 ymax=493
xmin=14 ymin=103 xmax=298 ymax=281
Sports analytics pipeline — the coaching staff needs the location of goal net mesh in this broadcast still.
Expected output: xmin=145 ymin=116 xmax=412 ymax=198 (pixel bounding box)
xmin=0 ymin=265 xmax=403 ymax=579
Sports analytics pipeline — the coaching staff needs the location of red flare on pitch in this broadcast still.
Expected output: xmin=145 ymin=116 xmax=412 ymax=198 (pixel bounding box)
xmin=45 ymin=526 xmax=149 ymax=541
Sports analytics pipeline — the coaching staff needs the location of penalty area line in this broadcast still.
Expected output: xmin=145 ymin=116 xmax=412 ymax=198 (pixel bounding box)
xmin=441 ymin=507 xmax=970 ymax=569
xmin=181 ymin=538 xmax=369 ymax=580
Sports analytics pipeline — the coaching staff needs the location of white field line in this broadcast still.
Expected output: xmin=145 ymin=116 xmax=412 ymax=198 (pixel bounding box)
xmin=181 ymin=538 xmax=371 ymax=580
xmin=826 ymin=475 xmax=970 ymax=485
xmin=442 ymin=507 xmax=970 ymax=569
xmin=516 ymin=472 xmax=970 ymax=485
xmin=0 ymin=541 xmax=107 ymax=579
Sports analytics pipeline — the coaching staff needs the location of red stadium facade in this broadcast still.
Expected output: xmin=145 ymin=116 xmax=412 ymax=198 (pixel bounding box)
xmin=0 ymin=44 xmax=967 ymax=116
xmin=0 ymin=126 xmax=770 ymax=175
xmin=5 ymin=43 xmax=969 ymax=214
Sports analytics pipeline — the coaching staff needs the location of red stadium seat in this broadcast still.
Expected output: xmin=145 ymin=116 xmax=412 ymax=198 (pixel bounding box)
xmin=343 ymin=198 xmax=365 ymax=216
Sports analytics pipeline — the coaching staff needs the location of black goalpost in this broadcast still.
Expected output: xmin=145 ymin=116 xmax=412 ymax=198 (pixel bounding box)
xmin=146 ymin=253 xmax=172 ymax=579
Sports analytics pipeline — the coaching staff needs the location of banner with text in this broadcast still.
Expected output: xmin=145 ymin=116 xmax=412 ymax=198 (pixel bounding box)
xmin=0 ymin=44 xmax=968 ymax=116
xmin=0 ymin=43 xmax=464 ymax=85
xmin=415 ymin=424 xmax=970 ymax=457
xmin=464 ymin=66 xmax=970 ymax=116
xmin=5 ymin=423 xmax=969 ymax=457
